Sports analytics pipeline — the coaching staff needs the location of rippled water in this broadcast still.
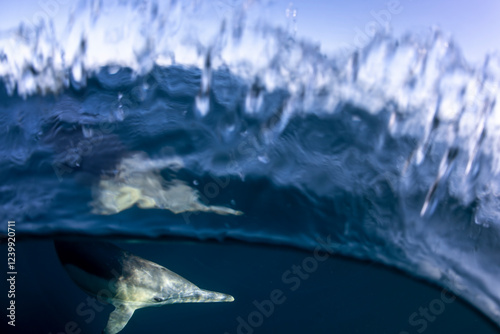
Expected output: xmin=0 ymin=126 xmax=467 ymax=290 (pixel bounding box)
xmin=1 ymin=0 xmax=500 ymax=331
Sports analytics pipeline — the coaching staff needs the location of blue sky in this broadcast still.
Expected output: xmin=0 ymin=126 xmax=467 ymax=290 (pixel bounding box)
xmin=1 ymin=0 xmax=499 ymax=64
xmin=277 ymin=0 xmax=500 ymax=63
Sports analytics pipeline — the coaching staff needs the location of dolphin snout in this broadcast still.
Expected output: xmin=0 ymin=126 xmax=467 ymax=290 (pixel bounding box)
xmin=195 ymin=289 xmax=235 ymax=303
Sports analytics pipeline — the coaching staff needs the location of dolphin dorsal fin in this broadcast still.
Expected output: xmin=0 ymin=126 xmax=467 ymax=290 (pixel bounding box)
xmin=103 ymin=304 xmax=136 ymax=334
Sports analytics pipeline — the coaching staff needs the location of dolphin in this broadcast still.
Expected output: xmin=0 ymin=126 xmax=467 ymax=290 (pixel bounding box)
xmin=90 ymin=152 xmax=243 ymax=216
xmin=54 ymin=240 xmax=234 ymax=334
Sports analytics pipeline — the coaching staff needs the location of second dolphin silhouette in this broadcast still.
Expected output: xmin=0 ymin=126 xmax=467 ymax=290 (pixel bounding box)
xmin=54 ymin=240 xmax=234 ymax=334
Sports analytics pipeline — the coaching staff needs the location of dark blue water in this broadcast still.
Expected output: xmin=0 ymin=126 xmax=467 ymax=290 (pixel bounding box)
xmin=1 ymin=238 xmax=498 ymax=334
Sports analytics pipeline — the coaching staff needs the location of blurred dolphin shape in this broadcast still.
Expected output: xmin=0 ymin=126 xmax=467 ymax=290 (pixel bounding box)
xmin=91 ymin=152 xmax=243 ymax=216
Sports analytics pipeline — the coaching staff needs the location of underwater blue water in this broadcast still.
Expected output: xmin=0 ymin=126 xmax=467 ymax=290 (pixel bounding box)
xmin=1 ymin=238 xmax=499 ymax=334
xmin=1 ymin=1 xmax=500 ymax=333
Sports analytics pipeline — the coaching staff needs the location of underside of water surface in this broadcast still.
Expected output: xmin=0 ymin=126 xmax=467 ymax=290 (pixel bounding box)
xmin=1 ymin=0 xmax=500 ymax=328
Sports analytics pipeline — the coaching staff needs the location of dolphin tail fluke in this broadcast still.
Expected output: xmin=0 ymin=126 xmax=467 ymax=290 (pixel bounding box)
xmin=103 ymin=304 xmax=136 ymax=334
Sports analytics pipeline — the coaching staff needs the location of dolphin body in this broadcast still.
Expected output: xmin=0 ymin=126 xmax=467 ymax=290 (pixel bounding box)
xmin=54 ymin=240 xmax=234 ymax=334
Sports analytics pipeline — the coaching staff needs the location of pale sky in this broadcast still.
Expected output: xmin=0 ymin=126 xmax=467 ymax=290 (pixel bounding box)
xmin=0 ymin=0 xmax=499 ymax=64
xmin=272 ymin=0 xmax=500 ymax=63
